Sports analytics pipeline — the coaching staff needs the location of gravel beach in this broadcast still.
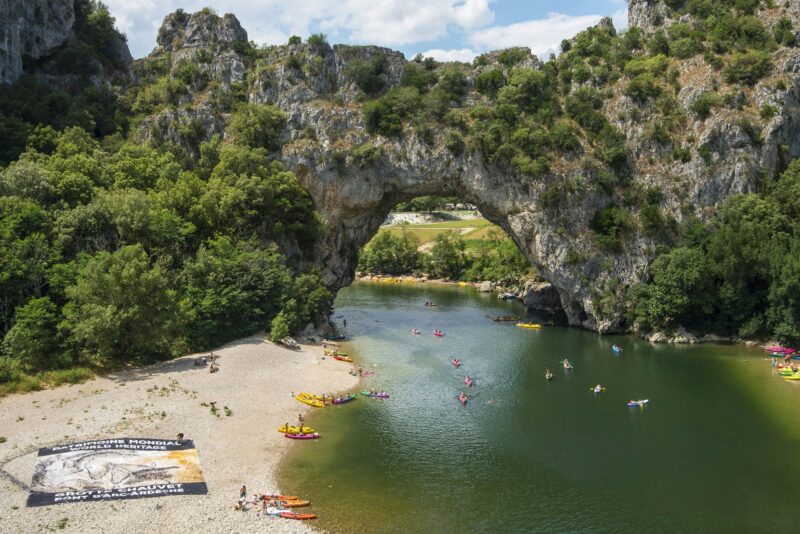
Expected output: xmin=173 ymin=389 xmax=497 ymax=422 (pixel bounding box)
xmin=0 ymin=336 xmax=358 ymax=533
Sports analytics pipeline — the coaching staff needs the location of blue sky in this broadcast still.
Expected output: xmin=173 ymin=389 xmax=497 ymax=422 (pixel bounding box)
xmin=105 ymin=0 xmax=628 ymax=61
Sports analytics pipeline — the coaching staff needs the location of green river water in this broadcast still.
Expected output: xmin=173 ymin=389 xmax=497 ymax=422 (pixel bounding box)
xmin=278 ymin=282 xmax=800 ymax=533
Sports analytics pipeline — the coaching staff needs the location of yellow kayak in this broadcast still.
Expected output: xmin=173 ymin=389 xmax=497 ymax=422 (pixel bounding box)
xmin=295 ymin=395 xmax=325 ymax=408
xmin=516 ymin=322 xmax=542 ymax=329
xmin=278 ymin=424 xmax=315 ymax=433
xmin=299 ymin=392 xmax=327 ymax=401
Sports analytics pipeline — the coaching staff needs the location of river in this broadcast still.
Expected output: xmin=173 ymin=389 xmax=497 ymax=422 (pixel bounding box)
xmin=279 ymin=282 xmax=800 ymax=533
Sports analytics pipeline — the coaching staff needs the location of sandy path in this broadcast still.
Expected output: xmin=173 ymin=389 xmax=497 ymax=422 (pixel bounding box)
xmin=0 ymin=336 xmax=358 ymax=533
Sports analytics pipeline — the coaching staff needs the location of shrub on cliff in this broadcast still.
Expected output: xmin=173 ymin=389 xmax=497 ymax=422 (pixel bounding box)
xmin=228 ymin=103 xmax=286 ymax=151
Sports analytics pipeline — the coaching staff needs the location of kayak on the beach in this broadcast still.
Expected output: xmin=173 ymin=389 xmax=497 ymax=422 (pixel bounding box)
xmin=285 ymin=432 xmax=321 ymax=439
xmin=516 ymin=322 xmax=541 ymax=329
xmin=280 ymin=512 xmax=317 ymax=520
xmin=325 ymin=349 xmax=349 ymax=357
xmin=333 ymin=354 xmax=353 ymax=362
xmin=295 ymin=395 xmax=325 ymax=408
xmin=332 ymin=393 xmax=358 ymax=404
xmin=278 ymin=424 xmax=315 ymax=434
xmin=276 ymin=499 xmax=311 ymax=508
xmin=452 ymin=358 xmax=461 ymax=368
xmin=627 ymin=399 xmax=649 ymax=407
xmin=361 ymin=390 xmax=389 ymax=398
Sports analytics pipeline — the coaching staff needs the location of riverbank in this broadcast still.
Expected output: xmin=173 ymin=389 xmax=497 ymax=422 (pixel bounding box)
xmin=0 ymin=336 xmax=358 ymax=533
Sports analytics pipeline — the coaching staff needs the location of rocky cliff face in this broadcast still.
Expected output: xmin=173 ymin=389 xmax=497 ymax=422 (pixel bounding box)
xmin=0 ymin=0 xmax=75 ymax=83
xmin=134 ymin=6 xmax=800 ymax=333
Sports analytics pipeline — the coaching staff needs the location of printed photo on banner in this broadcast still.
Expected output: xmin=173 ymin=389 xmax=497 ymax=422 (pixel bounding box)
xmin=27 ymin=438 xmax=207 ymax=507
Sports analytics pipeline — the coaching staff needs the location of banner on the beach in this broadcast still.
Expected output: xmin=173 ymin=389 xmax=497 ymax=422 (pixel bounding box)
xmin=27 ymin=438 xmax=207 ymax=507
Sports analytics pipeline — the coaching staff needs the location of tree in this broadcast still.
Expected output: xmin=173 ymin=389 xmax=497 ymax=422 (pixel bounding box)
xmin=228 ymin=103 xmax=286 ymax=151
xmin=358 ymin=230 xmax=421 ymax=275
xmin=425 ymin=232 xmax=466 ymax=279
xmin=62 ymin=245 xmax=179 ymax=362
xmin=269 ymin=311 xmax=291 ymax=342
xmin=2 ymin=297 xmax=60 ymax=370
xmin=180 ymin=237 xmax=292 ymax=348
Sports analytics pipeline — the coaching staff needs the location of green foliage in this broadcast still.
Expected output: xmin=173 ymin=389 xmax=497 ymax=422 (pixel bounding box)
xmin=724 ymin=51 xmax=772 ymax=85
xmin=307 ymin=34 xmax=328 ymax=47
xmin=425 ymin=232 xmax=467 ymax=279
xmin=269 ymin=311 xmax=291 ymax=342
xmin=62 ymin=245 xmax=179 ymax=363
xmin=363 ymin=87 xmax=421 ymax=136
xmin=401 ymin=62 xmax=438 ymax=93
xmin=590 ymin=206 xmax=634 ymax=252
xmin=632 ymin=160 xmax=800 ymax=342
xmin=347 ymin=54 xmax=388 ymax=96
xmin=690 ymin=92 xmax=721 ymax=119
xmin=358 ymin=230 xmax=421 ymax=275
xmin=475 ymin=69 xmax=505 ymax=96
xmin=624 ymin=73 xmax=662 ymax=102
xmin=181 ymin=237 xmax=291 ymax=348
xmin=497 ymin=48 xmax=529 ymax=67
xmin=288 ymin=35 xmax=302 ymax=46
xmin=463 ymin=231 xmax=528 ymax=283
xmin=228 ymin=103 xmax=286 ymax=151
xmin=2 ymin=298 xmax=60 ymax=371
xmin=351 ymin=143 xmax=382 ymax=167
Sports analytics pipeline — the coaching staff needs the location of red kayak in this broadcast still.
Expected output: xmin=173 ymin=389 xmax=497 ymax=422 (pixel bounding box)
xmin=459 ymin=393 xmax=468 ymax=405
xmin=433 ymin=330 xmax=445 ymax=337
xmin=280 ymin=512 xmax=317 ymax=520
xmin=452 ymin=359 xmax=461 ymax=368
xmin=284 ymin=433 xmax=320 ymax=440
xmin=464 ymin=377 xmax=474 ymax=387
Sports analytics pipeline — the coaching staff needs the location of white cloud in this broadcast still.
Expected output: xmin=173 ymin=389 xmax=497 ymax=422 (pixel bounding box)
xmin=420 ymin=48 xmax=479 ymax=62
xmin=468 ymin=12 xmax=605 ymax=58
xmin=104 ymin=0 xmax=499 ymax=58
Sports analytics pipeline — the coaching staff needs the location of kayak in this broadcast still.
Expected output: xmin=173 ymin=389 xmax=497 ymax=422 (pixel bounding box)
xmin=433 ymin=330 xmax=445 ymax=337
xmin=516 ymin=322 xmax=541 ymax=329
xmin=464 ymin=377 xmax=474 ymax=387
xmin=783 ymin=374 xmax=800 ymax=381
xmin=280 ymin=512 xmax=317 ymax=520
xmin=325 ymin=350 xmax=349 ymax=357
xmin=332 ymin=394 xmax=358 ymax=404
xmin=277 ymin=500 xmax=311 ymax=508
xmin=278 ymin=425 xmax=315 ymax=434
xmin=333 ymin=354 xmax=353 ymax=362
xmin=324 ymin=335 xmax=346 ymax=341
xmin=295 ymin=395 xmax=324 ymax=408
xmin=627 ymin=399 xmax=649 ymax=407
xmin=459 ymin=393 xmax=468 ymax=405
xmin=285 ymin=432 xmax=321 ymax=439
xmin=452 ymin=359 xmax=461 ymax=368
xmin=778 ymin=369 xmax=796 ymax=376
xmin=361 ymin=391 xmax=389 ymax=398
xmin=545 ymin=370 xmax=554 ymax=381
xmin=612 ymin=345 xmax=622 ymax=354
xmin=411 ymin=329 xmax=421 ymax=335
xmin=591 ymin=387 xmax=605 ymax=393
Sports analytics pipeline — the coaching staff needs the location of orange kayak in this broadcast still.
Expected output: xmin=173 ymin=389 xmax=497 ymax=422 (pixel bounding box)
xmin=279 ymin=499 xmax=311 ymax=508
xmin=333 ymin=354 xmax=353 ymax=362
xmin=280 ymin=512 xmax=317 ymax=520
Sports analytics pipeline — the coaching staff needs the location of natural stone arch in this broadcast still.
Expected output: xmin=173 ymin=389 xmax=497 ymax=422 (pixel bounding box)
xmin=284 ymin=137 xmax=623 ymax=332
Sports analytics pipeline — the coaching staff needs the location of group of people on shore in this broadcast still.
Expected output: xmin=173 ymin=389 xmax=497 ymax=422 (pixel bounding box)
xmin=193 ymin=351 xmax=218 ymax=372
xmin=233 ymin=485 xmax=292 ymax=516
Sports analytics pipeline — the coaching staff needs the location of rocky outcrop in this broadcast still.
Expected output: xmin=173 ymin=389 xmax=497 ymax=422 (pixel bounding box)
xmin=135 ymin=9 xmax=800 ymax=334
xmin=627 ymin=0 xmax=672 ymax=33
xmin=521 ymin=282 xmax=562 ymax=314
xmin=0 ymin=0 xmax=75 ymax=83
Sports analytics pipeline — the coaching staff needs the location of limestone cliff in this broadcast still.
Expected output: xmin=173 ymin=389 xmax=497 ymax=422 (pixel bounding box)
xmin=0 ymin=0 xmax=132 ymax=87
xmin=0 ymin=0 xmax=75 ymax=83
xmin=132 ymin=4 xmax=800 ymax=333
